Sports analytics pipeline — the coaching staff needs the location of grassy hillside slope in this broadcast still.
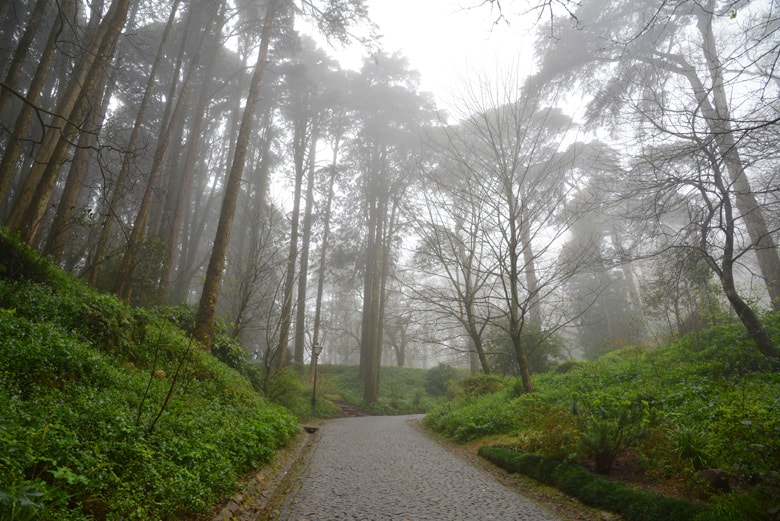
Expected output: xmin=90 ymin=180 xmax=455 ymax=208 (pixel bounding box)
xmin=0 ymin=231 xmax=299 ymax=520
xmin=425 ymin=317 xmax=780 ymax=520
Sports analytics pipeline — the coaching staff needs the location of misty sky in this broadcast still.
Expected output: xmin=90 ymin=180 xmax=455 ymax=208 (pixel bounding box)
xmin=307 ymin=0 xmax=537 ymax=111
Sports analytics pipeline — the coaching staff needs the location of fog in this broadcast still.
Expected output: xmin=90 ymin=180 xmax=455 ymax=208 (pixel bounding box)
xmin=1 ymin=0 xmax=778 ymax=400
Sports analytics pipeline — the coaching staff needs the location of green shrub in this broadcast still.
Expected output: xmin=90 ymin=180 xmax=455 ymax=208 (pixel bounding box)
xmin=152 ymin=305 xmax=255 ymax=376
xmin=577 ymin=396 xmax=656 ymax=473
xmin=75 ymin=293 xmax=144 ymax=361
xmin=479 ymin=446 xmax=710 ymax=521
xmin=554 ymin=359 xmax=584 ymax=374
xmin=424 ymin=392 xmax=521 ymax=442
xmin=706 ymin=378 xmax=780 ymax=483
xmin=462 ymin=374 xmax=505 ymax=397
xmin=668 ymin=423 xmax=711 ymax=471
xmin=511 ymin=404 xmax=580 ymax=462
xmin=424 ymin=364 xmax=460 ymax=396
xmin=0 ymin=310 xmax=120 ymax=395
xmin=151 ymin=303 xmax=196 ymax=332
xmin=0 ymin=486 xmax=45 ymax=521
xmin=707 ymin=491 xmax=775 ymax=521
xmin=427 ymin=313 xmax=780 ymax=518
xmin=508 ymin=376 xmax=529 ymax=398
xmin=212 ymin=334 xmax=249 ymax=371
xmin=266 ymin=368 xmax=309 ymax=418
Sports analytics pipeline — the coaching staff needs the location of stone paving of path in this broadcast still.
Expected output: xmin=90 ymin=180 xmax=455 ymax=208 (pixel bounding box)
xmin=275 ymin=415 xmax=564 ymax=521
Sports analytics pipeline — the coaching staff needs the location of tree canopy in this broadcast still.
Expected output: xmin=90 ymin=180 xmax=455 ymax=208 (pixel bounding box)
xmin=1 ymin=0 xmax=777 ymax=403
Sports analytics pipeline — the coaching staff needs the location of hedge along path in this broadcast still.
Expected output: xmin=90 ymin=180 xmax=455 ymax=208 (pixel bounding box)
xmin=479 ymin=446 xmax=710 ymax=521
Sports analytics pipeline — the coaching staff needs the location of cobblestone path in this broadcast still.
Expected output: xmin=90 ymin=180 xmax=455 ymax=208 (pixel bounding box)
xmin=275 ymin=415 xmax=564 ymax=521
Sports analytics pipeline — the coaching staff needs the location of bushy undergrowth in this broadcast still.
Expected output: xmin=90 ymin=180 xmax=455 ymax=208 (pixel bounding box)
xmin=425 ymin=391 xmax=523 ymax=442
xmin=316 ymin=364 xmax=451 ymax=415
xmin=424 ymin=363 xmax=461 ymax=397
xmin=151 ymin=303 xmax=265 ymax=389
xmin=0 ymin=232 xmax=298 ymax=520
xmin=424 ymin=316 xmax=780 ymax=519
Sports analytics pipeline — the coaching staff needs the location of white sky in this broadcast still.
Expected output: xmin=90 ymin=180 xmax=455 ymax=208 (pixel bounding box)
xmin=308 ymin=0 xmax=538 ymax=112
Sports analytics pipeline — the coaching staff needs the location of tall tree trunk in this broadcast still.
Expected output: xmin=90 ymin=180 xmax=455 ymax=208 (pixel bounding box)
xmin=276 ymin=129 xmax=305 ymax=369
xmin=705 ymin=145 xmax=778 ymax=358
xmin=309 ymin=143 xmax=339 ymax=374
xmin=464 ymin=303 xmax=491 ymax=373
xmin=149 ymin=105 xmax=187 ymax=237
xmin=360 ymin=145 xmax=389 ymax=403
xmin=39 ymin=0 xmax=114 ymax=254
xmin=506 ymin=186 xmax=533 ymax=392
xmin=695 ymin=4 xmax=780 ymax=309
xmin=469 ymin=338 xmax=480 ymax=374
xmin=114 ymin=1 xmax=216 ymax=301
xmin=230 ymin=131 xmax=273 ymax=339
xmin=0 ymin=0 xmax=49 ymax=119
xmin=170 ymin=163 xmax=220 ymax=302
xmin=193 ymin=0 xmax=279 ymax=349
xmin=158 ymin=1 xmax=223 ymax=303
xmin=294 ymin=131 xmax=318 ymax=370
xmin=5 ymin=0 xmax=131 ymax=244
xmin=170 ymin=74 xmax=248 ymax=303
xmin=361 ymin=196 xmax=384 ymax=404
xmin=43 ymin=70 xmax=113 ymax=261
xmin=0 ymin=0 xmax=74 ymax=209
xmin=455 ymin=212 xmax=491 ymax=374
xmin=86 ymin=0 xmax=181 ymax=286
xmin=359 ymin=197 xmax=378 ymax=381
xmin=375 ymin=197 xmax=397 ymax=371
xmin=520 ymin=204 xmax=542 ymax=329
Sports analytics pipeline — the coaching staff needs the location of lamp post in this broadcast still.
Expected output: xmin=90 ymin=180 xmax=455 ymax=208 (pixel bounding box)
xmin=311 ymin=342 xmax=323 ymax=416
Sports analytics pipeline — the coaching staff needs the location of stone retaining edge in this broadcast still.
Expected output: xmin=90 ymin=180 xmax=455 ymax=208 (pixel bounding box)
xmin=212 ymin=426 xmax=321 ymax=521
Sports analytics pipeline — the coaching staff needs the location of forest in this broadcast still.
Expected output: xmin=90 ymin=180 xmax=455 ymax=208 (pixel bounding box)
xmin=1 ymin=0 xmax=779 ymax=402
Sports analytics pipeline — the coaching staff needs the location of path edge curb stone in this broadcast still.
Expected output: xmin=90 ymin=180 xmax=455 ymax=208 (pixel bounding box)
xmin=211 ymin=425 xmax=321 ymax=521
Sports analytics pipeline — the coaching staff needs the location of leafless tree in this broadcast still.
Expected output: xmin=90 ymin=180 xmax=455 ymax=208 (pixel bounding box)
xmin=420 ymin=67 xmax=585 ymax=391
xmin=536 ymin=0 xmax=780 ymax=357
